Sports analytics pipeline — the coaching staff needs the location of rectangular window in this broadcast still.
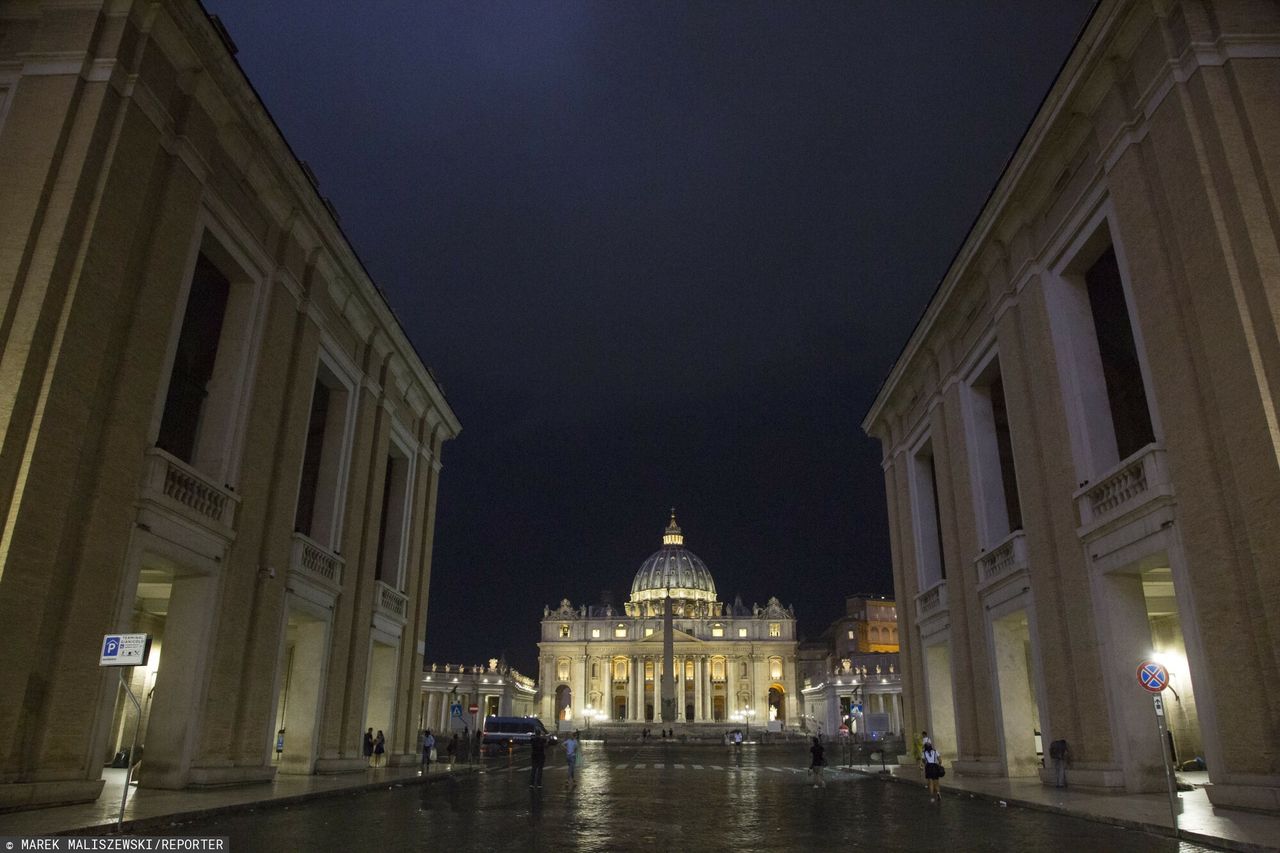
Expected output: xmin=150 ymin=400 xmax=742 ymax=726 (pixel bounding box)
xmin=847 ymin=630 xmax=855 ymax=640
xmin=967 ymin=355 xmax=1023 ymax=546
xmin=1047 ymin=224 xmax=1158 ymax=482
xmin=1085 ymin=246 xmax=1154 ymax=460
xmin=591 ymin=628 xmax=601 ymax=639
xmin=559 ymin=624 xmax=571 ymax=638
xmin=911 ymin=437 xmax=947 ymax=586
xmin=737 ymin=628 xmax=748 ymax=638
xmin=711 ymin=624 xmax=724 ymax=638
xmin=374 ymin=444 xmax=413 ymax=587
xmin=768 ymin=623 xmax=781 ymax=637
xmin=614 ymin=625 xmax=627 ymax=638
xmin=294 ymin=381 xmax=330 ymax=536
xmin=292 ymin=357 xmax=354 ymax=548
xmin=644 ymin=627 xmax=654 ymax=637
xmin=157 ymin=254 xmax=230 ymax=464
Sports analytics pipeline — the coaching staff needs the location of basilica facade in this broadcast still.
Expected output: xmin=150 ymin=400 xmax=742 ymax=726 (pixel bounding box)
xmin=537 ymin=514 xmax=799 ymax=729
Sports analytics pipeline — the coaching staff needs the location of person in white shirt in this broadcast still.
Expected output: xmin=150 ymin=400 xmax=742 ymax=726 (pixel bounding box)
xmin=563 ymin=731 xmax=580 ymax=789
xmin=922 ymin=743 xmax=944 ymax=802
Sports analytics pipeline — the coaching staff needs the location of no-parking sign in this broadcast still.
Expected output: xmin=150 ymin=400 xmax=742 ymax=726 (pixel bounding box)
xmin=1136 ymin=660 xmax=1169 ymax=693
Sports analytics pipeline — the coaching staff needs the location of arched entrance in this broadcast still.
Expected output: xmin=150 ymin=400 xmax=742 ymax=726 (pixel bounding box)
xmin=768 ymin=684 xmax=786 ymax=722
xmin=555 ymin=684 xmax=572 ymax=721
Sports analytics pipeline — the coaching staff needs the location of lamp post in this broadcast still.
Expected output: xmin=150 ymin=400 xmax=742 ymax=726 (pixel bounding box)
xmin=743 ymin=706 xmax=752 ymax=742
xmin=585 ymin=704 xmax=593 ymax=734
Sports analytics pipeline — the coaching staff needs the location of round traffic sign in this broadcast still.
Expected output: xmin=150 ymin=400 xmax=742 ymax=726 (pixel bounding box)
xmin=469 ymin=704 xmax=479 ymax=714
xmin=1137 ymin=660 xmax=1169 ymax=693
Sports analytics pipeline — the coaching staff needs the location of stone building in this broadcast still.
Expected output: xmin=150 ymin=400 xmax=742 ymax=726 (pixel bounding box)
xmin=537 ymin=513 xmax=799 ymax=730
xmin=419 ymin=659 xmax=538 ymax=738
xmin=0 ymin=0 xmax=460 ymax=810
xmin=798 ymin=596 xmax=904 ymax=738
xmin=862 ymin=0 xmax=1280 ymax=812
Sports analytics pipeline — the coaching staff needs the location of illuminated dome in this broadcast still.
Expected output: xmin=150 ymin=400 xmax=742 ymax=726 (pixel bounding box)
xmin=629 ymin=511 xmax=718 ymax=605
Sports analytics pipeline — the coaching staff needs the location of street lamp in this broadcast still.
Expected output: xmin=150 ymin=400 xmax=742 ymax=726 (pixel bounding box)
xmin=743 ymin=706 xmax=753 ymax=742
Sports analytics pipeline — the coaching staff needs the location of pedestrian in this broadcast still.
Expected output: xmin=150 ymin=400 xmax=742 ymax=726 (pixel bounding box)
xmin=1049 ymin=738 xmax=1068 ymax=788
xmin=529 ymin=730 xmax=547 ymax=788
xmin=373 ymin=730 xmax=386 ymax=767
xmin=921 ymin=730 xmax=932 ymax=750
xmin=447 ymin=733 xmax=458 ymax=768
xmin=810 ymin=736 xmax=827 ymax=788
xmin=563 ymin=730 xmax=579 ymax=789
xmin=923 ymin=742 xmax=945 ymax=802
xmin=363 ymin=728 xmax=374 ymax=767
xmin=421 ymin=729 xmax=436 ymax=772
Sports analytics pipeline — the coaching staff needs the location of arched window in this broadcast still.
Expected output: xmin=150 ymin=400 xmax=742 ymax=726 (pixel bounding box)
xmin=613 ymin=657 xmax=628 ymax=681
xmin=769 ymin=657 xmax=783 ymax=680
xmin=711 ymin=657 xmax=725 ymax=681
xmin=556 ymin=659 xmax=570 ymax=681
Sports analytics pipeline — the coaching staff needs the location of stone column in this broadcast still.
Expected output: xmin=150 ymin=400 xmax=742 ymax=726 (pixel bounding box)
xmin=631 ymin=657 xmax=642 ymax=721
xmin=694 ymin=657 xmax=703 ymax=722
xmin=602 ymin=655 xmax=612 ymax=720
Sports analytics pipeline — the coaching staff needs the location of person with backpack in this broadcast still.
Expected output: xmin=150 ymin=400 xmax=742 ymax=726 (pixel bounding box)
xmin=1049 ymin=738 xmax=1069 ymax=788
xmin=922 ymin=742 xmax=944 ymax=802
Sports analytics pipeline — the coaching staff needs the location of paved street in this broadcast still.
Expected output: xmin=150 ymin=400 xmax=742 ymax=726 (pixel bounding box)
xmin=168 ymin=743 xmax=1216 ymax=852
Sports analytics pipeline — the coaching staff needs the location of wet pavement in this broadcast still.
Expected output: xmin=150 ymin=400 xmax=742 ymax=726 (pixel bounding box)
xmin=168 ymin=742 xmax=1219 ymax=852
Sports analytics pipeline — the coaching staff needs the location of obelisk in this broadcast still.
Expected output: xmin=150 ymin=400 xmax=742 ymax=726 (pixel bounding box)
xmin=661 ymin=593 xmax=676 ymax=723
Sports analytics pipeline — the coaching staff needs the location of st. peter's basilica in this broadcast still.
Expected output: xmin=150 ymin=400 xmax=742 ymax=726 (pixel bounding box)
xmin=537 ymin=513 xmax=798 ymax=730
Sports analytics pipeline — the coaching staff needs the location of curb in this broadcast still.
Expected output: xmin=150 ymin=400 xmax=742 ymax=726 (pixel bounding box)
xmin=57 ymin=766 xmax=485 ymax=836
xmin=842 ymin=767 xmax=1277 ymax=853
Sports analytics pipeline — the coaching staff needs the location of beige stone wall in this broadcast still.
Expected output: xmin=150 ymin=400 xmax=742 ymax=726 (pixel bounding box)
xmin=864 ymin=0 xmax=1279 ymax=812
xmin=0 ymin=0 xmax=459 ymax=809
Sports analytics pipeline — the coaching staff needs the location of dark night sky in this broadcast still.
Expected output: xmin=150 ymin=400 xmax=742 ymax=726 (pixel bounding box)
xmin=205 ymin=1 xmax=1095 ymax=674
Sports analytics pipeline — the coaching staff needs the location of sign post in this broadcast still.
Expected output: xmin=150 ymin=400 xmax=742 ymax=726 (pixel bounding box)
xmin=100 ymin=634 xmax=152 ymax=830
xmin=1137 ymin=660 xmax=1179 ymax=829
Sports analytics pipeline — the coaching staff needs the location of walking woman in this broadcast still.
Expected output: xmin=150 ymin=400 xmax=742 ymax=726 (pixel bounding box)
xmin=922 ymin=741 xmax=944 ymax=802
xmin=809 ymin=736 xmax=827 ymax=788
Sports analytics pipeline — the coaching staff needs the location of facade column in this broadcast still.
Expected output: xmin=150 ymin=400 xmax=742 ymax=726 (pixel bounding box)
xmin=703 ymin=655 xmax=713 ymax=720
xmin=631 ymin=656 xmax=641 ymax=721
xmin=694 ymin=657 xmax=703 ymax=722
xmin=602 ymin=655 xmax=612 ymax=719
xmin=675 ymin=655 xmax=684 ymax=720
xmin=575 ymin=654 xmax=588 ymax=724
